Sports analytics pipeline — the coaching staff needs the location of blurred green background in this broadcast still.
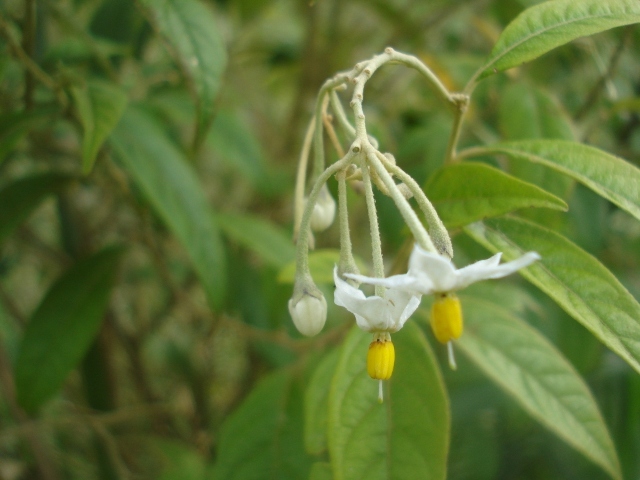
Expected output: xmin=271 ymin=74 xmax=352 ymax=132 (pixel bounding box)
xmin=1 ymin=0 xmax=640 ymax=479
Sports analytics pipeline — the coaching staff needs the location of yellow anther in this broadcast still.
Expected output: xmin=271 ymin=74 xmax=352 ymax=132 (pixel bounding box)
xmin=430 ymin=294 xmax=463 ymax=344
xmin=367 ymin=335 xmax=395 ymax=380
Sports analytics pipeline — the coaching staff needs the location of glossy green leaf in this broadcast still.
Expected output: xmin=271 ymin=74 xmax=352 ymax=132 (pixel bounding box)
xmin=309 ymin=462 xmax=333 ymax=480
xmin=111 ymin=107 xmax=226 ymax=309
xmin=15 ymin=247 xmax=124 ymax=413
xmin=328 ymin=322 xmax=449 ymax=480
xmin=214 ymin=370 xmax=312 ymax=480
xmin=71 ymin=80 xmax=127 ymax=174
xmin=461 ymin=140 xmax=640 ymax=221
xmin=465 ymin=216 xmax=640 ymax=374
xmin=0 ymin=172 xmax=74 ymax=244
xmin=140 ymin=0 xmax=226 ymax=145
xmin=216 ymin=212 xmax=295 ymax=269
xmin=456 ymin=296 xmax=621 ymax=480
xmin=474 ymin=0 xmax=640 ymax=82
xmin=425 ymin=162 xmax=567 ymax=228
xmin=305 ymin=348 xmax=340 ymax=455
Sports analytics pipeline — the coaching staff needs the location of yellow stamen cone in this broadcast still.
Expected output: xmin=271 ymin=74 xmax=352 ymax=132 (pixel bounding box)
xmin=367 ymin=336 xmax=395 ymax=380
xmin=430 ymin=294 xmax=463 ymax=344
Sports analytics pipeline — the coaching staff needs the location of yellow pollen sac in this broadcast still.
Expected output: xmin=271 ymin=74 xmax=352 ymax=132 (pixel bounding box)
xmin=430 ymin=294 xmax=463 ymax=344
xmin=367 ymin=337 xmax=395 ymax=380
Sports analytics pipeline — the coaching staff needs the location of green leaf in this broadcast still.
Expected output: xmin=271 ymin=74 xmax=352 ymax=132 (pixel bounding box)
xmin=148 ymin=438 xmax=207 ymax=480
xmin=140 ymin=0 xmax=226 ymax=146
xmin=208 ymin=111 xmax=282 ymax=195
xmin=455 ymin=296 xmax=621 ymax=480
xmin=474 ymin=0 xmax=640 ymax=82
xmin=214 ymin=370 xmax=312 ymax=480
xmin=465 ymin=217 xmax=640 ymax=375
xmin=0 ymin=107 xmax=57 ymax=164
xmin=498 ymin=83 xmax=574 ymax=141
xmin=461 ymin=140 xmax=640 ymax=221
xmin=278 ymin=250 xmax=368 ymax=285
xmin=328 ymin=323 xmax=449 ymax=480
xmin=216 ymin=212 xmax=295 ymax=269
xmin=497 ymin=84 xmax=574 ymax=226
xmin=425 ymin=162 xmax=567 ymax=228
xmin=15 ymin=246 xmax=124 ymax=413
xmin=0 ymin=172 xmax=74 ymax=245
xmin=309 ymin=462 xmax=333 ymax=480
xmin=110 ymin=107 xmax=226 ymax=309
xmin=71 ymin=79 xmax=127 ymax=174
xmin=305 ymin=348 xmax=340 ymax=455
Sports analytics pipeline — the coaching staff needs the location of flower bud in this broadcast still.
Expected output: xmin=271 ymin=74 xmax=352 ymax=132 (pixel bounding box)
xmin=310 ymin=186 xmax=336 ymax=232
xmin=430 ymin=293 xmax=463 ymax=344
xmin=288 ymin=292 xmax=327 ymax=337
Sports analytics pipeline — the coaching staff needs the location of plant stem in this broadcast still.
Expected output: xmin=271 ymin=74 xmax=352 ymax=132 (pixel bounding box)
xmin=376 ymin=151 xmax=452 ymax=257
xmin=360 ymin=155 xmax=385 ymax=297
xmin=366 ymin=149 xmax=436 ymax=253
xmin=296 ymin=153 xmax=355 ymax=277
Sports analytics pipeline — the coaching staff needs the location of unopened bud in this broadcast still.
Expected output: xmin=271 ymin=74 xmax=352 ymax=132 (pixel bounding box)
xmin=310 ymin=186 xmax=336 ymax=232
xmin=288 ymin=290 xmax=327 ymax=337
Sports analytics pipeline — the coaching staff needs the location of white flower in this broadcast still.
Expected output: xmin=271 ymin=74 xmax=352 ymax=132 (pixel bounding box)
xmin=345 ymin=245 xmax=540 ymax=295
xmin=333 ymin=267 xmax=421 ymax=333
xmin=289 ymin=293 xmax=327 ymax=337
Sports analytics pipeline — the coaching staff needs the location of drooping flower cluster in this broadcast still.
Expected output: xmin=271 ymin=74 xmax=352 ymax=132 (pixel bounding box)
xmin=288 ymin=49 xmax=540 ymax=401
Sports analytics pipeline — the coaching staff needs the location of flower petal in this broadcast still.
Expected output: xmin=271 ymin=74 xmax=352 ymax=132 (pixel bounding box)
xmin=454 ymin=251 xmax=540 ymax=290
xmin=344 ymin=272 xmax=434 ymax=295
xmin=406 ymin=246 xmax=460 ymax=291
xmin=334 ymin=267 xmax=422 ymax=332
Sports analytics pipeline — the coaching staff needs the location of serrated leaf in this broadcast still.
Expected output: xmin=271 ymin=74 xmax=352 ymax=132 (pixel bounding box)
xmin=214 ymin=370 xmax=312 ymax=480
xmin=473 ymin=0 xmax=640 ymax=82
xmin=15 ymin=246 xmax=124 ymax=413
xmin=216 ymin=212 xmax=295 ymax=269
xmin=0 ymin=172 xmax=74 ymax=245
xmin=305 ymin=348 xmax=340 ymax=455
xmin=328 ymin=322 xmax=449 ymax=480
xmin=110 ymin=107 xmax=226 ymax=309
xmin=465 ymin=217 xmax=640 ymax=375
xmin=140 ymin=0 xmax=226 ymax=146
xmin=461 ymin=140 xmax=640 ymax=221
xmin=71 ymin=80 xmax=127 ymax=174
xmin=454 ymin=297 xmax=621 ymax=480
xmin=425 ymin=162 xmax=567 ymax=228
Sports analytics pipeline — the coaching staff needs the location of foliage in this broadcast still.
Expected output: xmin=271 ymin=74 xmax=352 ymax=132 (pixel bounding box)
xmin=0 ymin=0 xmax=639 ymax=479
